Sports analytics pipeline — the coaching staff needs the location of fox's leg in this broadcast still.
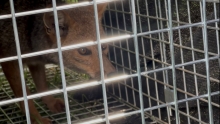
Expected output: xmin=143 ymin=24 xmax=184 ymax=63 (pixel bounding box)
xmin=1 ymin=61 xmax=51 ymax=124
xmin=28 ymin=63 xmax=65 ymax=113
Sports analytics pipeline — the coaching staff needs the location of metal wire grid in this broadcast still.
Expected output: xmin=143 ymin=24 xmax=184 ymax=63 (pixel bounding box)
xmin=0 ymin=65 xmax=136 ymax=124
xmin=103 ymin=0 xmax=219 ymax=124
xmin=0 ymin=0 xmax=124 ymax=124
xmin=0 ymin=0 xmax=219 ymax=124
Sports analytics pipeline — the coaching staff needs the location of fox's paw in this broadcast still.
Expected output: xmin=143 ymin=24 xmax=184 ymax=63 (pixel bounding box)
xmin=46 ymin=98 xmax=65 ymax=113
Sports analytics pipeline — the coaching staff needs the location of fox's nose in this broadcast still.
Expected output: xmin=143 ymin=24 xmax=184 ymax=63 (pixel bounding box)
xmin=106 ymin=72 xmax=117 ymax=78
xmin=106 ymin=68 xmax=126 ymax=78
xmin=104 ymin=65 xmax=116 ymax=78
xmin=103 ymin=61 xmax=116 ymax=78
xmin=94 ymin=71 xmax=116 ymax=80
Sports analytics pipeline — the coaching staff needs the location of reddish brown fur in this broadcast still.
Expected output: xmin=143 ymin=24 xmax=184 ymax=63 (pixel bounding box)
xmin=0 ymin=1 xmax=115 ymax=123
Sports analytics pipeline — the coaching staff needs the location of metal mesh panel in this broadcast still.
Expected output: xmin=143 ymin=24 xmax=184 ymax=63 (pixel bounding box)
xmin=104 ymin=0 xmax=219 ymax=123
xmin=0 ymin=0 xmax=219 ymax=124
xmin=0 ymin=65 xmax=135 ymax=124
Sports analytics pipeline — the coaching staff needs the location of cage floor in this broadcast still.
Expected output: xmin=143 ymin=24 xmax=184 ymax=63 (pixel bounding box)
xmin=0 ymin=65 xmax=138 ymax=124
xmin=1 ymin=65 xmax=218 ymax=124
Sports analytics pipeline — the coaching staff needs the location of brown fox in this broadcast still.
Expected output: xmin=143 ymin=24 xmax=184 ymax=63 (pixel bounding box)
xmin=0 ymin=1 xmax=115 ymax=123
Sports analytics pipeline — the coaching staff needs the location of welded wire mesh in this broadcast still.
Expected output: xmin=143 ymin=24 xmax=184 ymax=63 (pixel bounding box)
xmin=0 ymin=0 xmax=219 ymax=124
xmin=104 ymin=0 xmax=219 ymax=123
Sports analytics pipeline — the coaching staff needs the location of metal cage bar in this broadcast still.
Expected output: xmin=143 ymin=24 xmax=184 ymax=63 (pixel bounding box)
xmin=167 ymin=0 xmax=180 ymax=123
xmin=93 ymin=0 xmax=110 ymax=123
xmin=51 ymin=0 xmax=72 ymax=123
xmin=186 ymin=0 xmax=202 ymax=123
xmin=130 ymin=0 xmax=145 ymax=123
xmin=8 ymin=0 xmax=31 ymax=123
xmin=201 ymin=0 xmax=214 ymax=123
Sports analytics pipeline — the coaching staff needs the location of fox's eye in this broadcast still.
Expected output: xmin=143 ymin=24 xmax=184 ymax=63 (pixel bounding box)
xmin=102 ymin=44 xmax=107 ymax=51
xmin=78 ymin=47 xmax=91 ymax=55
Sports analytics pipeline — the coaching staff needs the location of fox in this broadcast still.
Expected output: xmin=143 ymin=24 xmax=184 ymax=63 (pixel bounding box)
xmin=0 ymin=1 xmax=115 ymax=123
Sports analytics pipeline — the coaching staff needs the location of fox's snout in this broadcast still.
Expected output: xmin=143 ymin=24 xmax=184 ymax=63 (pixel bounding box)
xmin=90 ymin=55 xmax=116 ymax=79
xmin=62 ymin=44 xmax=115 ymax=80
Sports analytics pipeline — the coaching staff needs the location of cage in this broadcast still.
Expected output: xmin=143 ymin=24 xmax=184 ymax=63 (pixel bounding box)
xmin=0 ymin=0 xmax=219 ymax=124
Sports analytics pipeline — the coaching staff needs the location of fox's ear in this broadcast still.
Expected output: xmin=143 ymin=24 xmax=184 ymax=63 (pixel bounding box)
xmin=97 ymin=3 xmax=108 ymax=19
xmin=43 ymin=11 xmax=66 ymax=34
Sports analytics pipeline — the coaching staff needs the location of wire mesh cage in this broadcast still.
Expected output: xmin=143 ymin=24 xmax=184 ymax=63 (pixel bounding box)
xmin=0 ymin=0 xmax=219 ymax=124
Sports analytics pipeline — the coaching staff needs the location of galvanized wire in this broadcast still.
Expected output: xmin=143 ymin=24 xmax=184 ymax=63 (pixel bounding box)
xmin=201 ymin=0 xmax=214 ymax=123
xmin=8 ymin=0 xmax=31 ymax=123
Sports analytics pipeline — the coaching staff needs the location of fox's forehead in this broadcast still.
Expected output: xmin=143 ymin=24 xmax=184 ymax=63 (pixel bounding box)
xmin=60 ymin=4 xmax=106 ymax=44
xmin=65 ymin=6 xmax=98 ymax=21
